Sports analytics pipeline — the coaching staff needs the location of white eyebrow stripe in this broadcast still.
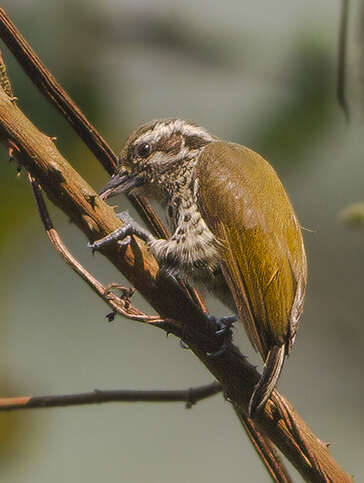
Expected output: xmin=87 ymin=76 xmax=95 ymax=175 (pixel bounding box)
xmin=134 ymin=119 xmax=214 ymax=146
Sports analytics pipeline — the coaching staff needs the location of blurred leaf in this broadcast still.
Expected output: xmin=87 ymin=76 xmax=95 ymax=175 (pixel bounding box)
xmin=0 ymin=380 xmax=34 ymax=465
xmin=77 ymin=9 xmax=235 ymax=67
xmin=338 ymin=202 xmax=364 ymax=227
xmin=241 ymin=42 xmax=335 ymax=170
xmin=0 ymin=162 xmax=34 ymax=252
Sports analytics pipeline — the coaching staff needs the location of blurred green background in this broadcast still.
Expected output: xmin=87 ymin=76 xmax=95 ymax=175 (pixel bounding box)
xmin=0 ymin=1 xmax=363 ymax=481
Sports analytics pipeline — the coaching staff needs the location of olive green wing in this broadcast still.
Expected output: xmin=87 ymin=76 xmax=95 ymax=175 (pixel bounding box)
xmin=195 ymin=141 xmax=307 ymax=360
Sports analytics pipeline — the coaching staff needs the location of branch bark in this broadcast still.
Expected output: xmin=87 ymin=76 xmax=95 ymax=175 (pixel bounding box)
xmin=0 ymin=76 xmax=352 ymax=483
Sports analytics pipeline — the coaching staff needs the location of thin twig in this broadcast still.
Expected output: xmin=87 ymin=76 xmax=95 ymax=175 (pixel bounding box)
xmin=0 ymin=382 xmax=222 ymax=411
xmin=28 ymin=173 xmax=163 ymax=325
xmin=337 ymin=0 xmax=350 ymax=120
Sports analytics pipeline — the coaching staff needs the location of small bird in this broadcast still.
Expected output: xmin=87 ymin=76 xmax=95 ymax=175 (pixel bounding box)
xmin=90 ymin=119 xmax=307 ymax=416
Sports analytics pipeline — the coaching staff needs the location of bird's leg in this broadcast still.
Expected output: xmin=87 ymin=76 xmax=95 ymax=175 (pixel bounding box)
xmin=88 ymin=211 xmax=156 ymax=251
xmin=205 ymin=314 xmax=236 ymax=357
xmin=178 ymin=315 xmax=236 ymax=355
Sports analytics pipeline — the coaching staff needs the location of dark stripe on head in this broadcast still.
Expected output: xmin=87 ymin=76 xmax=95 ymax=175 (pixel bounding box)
xmin=154 ymin=133 xmax=182 ymax=155
xmin=184 ymin=135 xmax=211 ymax=150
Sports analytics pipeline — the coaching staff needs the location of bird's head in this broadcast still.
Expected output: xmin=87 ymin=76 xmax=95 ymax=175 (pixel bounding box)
xmin=99 ymin=119 xmax=214 ymax=201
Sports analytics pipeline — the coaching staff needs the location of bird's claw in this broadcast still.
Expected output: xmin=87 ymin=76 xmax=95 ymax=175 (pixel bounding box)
xmin=179 ymin=339 xmax=190 ymax=350
xmin=87 ymin=211 xmax=153 ymax=252
xmin=206 ymin=314 xmax=236 ymax=357
xmin=213 ymin=315 xmax=237 ymax=335
xmin=106 ymin=312 xmax=115 ymax=322
xmin=117 ymin=235 xmax=132 ymax=248
xmin=116 ymin=211 xmax=135 ymax=224
xmin=206 ymin=314 xmax=236 ymax=334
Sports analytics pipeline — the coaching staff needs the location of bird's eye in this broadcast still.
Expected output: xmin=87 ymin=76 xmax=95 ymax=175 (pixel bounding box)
xmin=135 ymin=142 xmax=151 ymax=158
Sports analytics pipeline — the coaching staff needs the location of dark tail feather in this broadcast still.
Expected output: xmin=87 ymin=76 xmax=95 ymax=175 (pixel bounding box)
xmin=248 ymin=345 xmax=285 ymax=417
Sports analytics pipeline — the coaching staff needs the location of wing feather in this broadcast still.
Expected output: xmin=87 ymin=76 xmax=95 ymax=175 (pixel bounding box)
xmin=195 ymin=142 xmax=307 ymax=360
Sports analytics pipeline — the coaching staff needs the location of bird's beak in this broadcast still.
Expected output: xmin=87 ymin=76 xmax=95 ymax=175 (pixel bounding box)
xmin=99 ymin=170 xmax=144 ymax=200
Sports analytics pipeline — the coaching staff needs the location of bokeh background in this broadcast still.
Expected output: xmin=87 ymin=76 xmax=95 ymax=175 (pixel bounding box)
xmin=0 ymin=1 xmax=363 ymax=481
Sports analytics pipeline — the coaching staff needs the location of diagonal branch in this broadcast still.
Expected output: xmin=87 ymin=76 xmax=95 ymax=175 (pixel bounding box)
xmin=0 ymin=73 xmax=352 ymax=483
xmin=28 ymin=172 xmax=163 ymax=324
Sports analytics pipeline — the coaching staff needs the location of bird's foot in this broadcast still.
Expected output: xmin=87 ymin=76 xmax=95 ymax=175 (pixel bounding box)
xmin=177 ymin=315 xmax=236 ymax=355
xmin=179 ymin=339 xmax=190 ymax=350
xmin=88 ymin=211 xmax=154 ymax=252
xmin=206 ymin=314 xmax=236 ymax=357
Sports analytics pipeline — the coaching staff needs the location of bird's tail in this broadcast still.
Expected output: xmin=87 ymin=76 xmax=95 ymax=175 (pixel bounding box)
xmin=248 ymin=345 xmax=286 ymax=417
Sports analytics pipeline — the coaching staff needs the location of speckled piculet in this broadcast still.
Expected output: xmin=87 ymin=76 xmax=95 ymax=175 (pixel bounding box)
xmin=91 ymin=119 xmax=307 ymax=416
